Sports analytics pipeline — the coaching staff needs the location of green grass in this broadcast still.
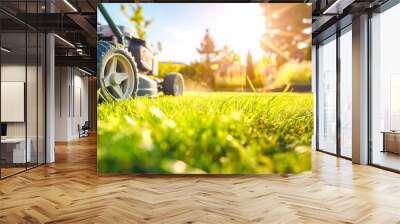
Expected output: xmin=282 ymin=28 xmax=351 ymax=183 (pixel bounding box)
xmin=97 ymin=92 xmax=313 ymax=174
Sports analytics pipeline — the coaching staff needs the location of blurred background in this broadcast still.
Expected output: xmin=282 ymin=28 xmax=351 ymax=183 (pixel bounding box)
xmin=98 ymin=3 xmax=312 ymax=92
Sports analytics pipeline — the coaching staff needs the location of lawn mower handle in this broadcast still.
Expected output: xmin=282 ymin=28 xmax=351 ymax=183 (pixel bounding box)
xmin=98 ymin=3 xmax=125 ymax=46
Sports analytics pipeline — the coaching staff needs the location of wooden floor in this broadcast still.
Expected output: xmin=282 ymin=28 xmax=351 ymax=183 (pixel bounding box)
xmin=1 ymin=136 xmax=400 ymax=223
xmin=0 ymin=167 xmax=26 ymax=178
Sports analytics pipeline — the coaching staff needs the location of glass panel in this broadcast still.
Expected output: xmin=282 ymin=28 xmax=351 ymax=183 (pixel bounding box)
xmin=339 ymin=29 xmax=352 ymax=158
xmin=371 ymin=5 xmax=400 ymax=171
xmin=26 ymin=0 xmax=41 ymax=169
xmin=38 ymin=32 xmax=45 ymax=165
xmin=0 ymin=0 xmax=28 ymax=177
xmin=27 ymin=31 xmax=38 ymax=169
xmin=0 ymin=0 xmax=46 ymax=178
xmin=317 ymin=37 xmax=337 ymax=154
xmin=1 ymin=31 xmax=27 ymax=177
xmin=312 ymin=45 xmax=317 ymax=150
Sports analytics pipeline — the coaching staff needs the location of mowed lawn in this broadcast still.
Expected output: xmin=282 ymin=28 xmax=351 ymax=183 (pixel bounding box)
xmin=97 ymin=92 xmax=313 ymax=174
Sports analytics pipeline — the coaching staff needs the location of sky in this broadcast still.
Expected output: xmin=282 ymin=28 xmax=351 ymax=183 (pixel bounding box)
xmin=98 ymin=3 xmax=266 ymax=64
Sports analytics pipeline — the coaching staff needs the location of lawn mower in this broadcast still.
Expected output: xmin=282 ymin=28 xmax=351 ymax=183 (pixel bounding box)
xmin=97 ymin=4 xmax=184 ymax=101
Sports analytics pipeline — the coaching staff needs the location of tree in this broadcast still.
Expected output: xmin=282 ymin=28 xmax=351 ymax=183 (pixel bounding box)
xmin=255 ymin=55 xmax=277 ymax=87
xmin=121 ymin=4 xmax=152 ymax=39
xmin=246 ymin=51 xmax=255 ymax=91
xmin=197 ymin=29 xmax=217 ymax=63
xmin=260 ymin=4 xmax=311 ymax=67
xmin=197 ymin=29 xmax=218 ymax=87
xmin=217 ymin=45 xmax=240 ymax=65
xmin=217 ymin=45 xmax=241 ymax=79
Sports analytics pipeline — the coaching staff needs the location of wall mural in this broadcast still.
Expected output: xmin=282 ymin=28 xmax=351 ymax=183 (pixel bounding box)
xmin=97 ymin=3 xmax=313 ymax=174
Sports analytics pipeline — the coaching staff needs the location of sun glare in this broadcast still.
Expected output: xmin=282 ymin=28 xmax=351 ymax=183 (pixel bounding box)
xmin=211 ymin=4 xmax=265 ymax=64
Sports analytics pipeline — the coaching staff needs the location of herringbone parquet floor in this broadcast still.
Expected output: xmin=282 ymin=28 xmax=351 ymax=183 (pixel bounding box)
xmin=1 ymin=135 xmax=400 ymax=224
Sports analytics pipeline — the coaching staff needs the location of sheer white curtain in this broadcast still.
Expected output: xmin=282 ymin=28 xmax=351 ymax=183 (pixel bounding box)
xmin=318 ymin=37 xmax=337 ymax=154
xmin=340 ymin=30 xmax=352 ymax=158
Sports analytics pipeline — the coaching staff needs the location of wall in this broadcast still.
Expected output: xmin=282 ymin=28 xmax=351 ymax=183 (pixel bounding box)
xmin=72 ymin=71 xmax=89 ymax=138
xmin=55 ymin=67 xmax=89 ymax=141
xmin=55 ymin=67 xmax=69 ymax=141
